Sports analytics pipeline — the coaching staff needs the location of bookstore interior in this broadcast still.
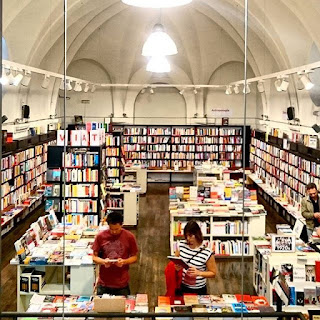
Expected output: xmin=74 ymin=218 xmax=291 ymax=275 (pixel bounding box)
xmin=2 ymin=0 xmax=320 ymax=319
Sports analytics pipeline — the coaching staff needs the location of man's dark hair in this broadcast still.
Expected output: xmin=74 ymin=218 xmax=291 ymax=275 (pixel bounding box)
xmin=106 ymin=211 xmax=124 ymax=225
xmin=184 ymin=220 xmax=203 ymax=244
xmin=306 ymin=183 xmax=317 ymax=191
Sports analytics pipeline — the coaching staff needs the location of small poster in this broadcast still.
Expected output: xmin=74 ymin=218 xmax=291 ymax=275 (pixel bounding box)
xmin=271 ymin=234 xmax=296 ymax=252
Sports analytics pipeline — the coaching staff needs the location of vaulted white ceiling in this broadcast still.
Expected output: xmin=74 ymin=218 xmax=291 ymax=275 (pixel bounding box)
xmin=3 ymin=0 xmax=320 ymax=85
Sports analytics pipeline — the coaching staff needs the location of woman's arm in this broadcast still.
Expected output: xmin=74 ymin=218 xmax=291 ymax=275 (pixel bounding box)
xmin=188 ymin=255 xmax=217 ymax=278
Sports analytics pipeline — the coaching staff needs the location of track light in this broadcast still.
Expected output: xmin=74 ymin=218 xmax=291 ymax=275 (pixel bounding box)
xmin=312 ymin=124 xmax=320 ymax=133
xmin=6 ymin=68 xmax=14 ymax=85
xmin=274 ymin=79 xmax=282 ymax=92
xmin=299 ymin=73 xmax=314 ymax=90
xmin=149 ymin=87 xmax=154 ymax=94
xmin=21 ymin=70 xmax=31 ymax=87
xmin=66 ymin=80 xmax=73 ymax=91
xmin=140 ymin=88 xmax=146 ymax=94
xmin=193 ymin=88 xmax=198 ymax=95
xmin=243 ymin=83 xmax=250 ymax=94
xmin=83 ymin=83 xmax=90 ymax=93
xmin=0 ymin=68 xmax=10 ymax=85
xmin=41 ymin=75 xmax=50 ymax=89
xmin=234 ymin=85 xmax=240 ymax=94
xmin=12 ymin=73 xmax=23 ymax=86
xmin=280 ymin=77 xmax=289 ymax=91
xmin=91 ymin=85 xmax=96 ymax=93
xmin=74 ymin=82 xmax=82 ymax=92
xmin=257 ymin=81 xmax=265 ymax=93
xmin=225 ymin=85 xmax=232 ymax=95
xmin=179 ymin=89 xmax=185 ymax=95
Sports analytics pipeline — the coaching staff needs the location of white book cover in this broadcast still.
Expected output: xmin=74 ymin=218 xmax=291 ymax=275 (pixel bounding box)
xmin=57 ymin=130 xmax=68 ymax=146
xmin=293 ymin=265 xmax=305 ymax=282
xmin=80 ymin=130 xmax=89 ymax=146
xmin=90 ymin=130 xmax=100 ymax=146
xmin=70 ymin=130 xmax=81 ymax=146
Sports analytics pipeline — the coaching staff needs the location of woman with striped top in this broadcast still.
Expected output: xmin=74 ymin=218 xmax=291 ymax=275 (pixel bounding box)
xmin=175 ymin=220 xmax=216 ymax=295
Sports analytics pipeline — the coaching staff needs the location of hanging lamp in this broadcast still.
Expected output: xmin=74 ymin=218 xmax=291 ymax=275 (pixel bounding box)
xmin=122 ymin=0 xmax=192 ymax=8
xmin=146 ymin=56 xmax=171 ymax=73
xmin=142 ymin=24 xmax=177 ymax=57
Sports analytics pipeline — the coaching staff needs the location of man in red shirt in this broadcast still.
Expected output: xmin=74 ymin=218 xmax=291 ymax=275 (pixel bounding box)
xmin=92 ymin=211 xmax=138 ymax=295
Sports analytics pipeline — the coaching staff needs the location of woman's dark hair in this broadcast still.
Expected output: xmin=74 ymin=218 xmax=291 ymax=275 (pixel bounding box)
xmin=106 ymin=211 xmax=124 ymax=225
xmin=184 ymin=220 xmax=203 ymax=244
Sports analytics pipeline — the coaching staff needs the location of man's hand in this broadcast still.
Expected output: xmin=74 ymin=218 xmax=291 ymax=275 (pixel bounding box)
xmin=187 ymin=266 xmax=201 ymax=278
xmin=104 ymin=258 xmax=111 ymax=268
xmin=314 ymin=212 xmax=320 ymax=219
xmin=115 ymin=258 xmax=126 ymax=268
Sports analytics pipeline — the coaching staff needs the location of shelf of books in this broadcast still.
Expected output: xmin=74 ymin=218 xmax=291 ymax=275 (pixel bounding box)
xmin=1 ymin=133 xmax=56 ymax=236
xmin=45 ymin=143 xmax=105 ymax=223
xmin=106 ymin=130 xmax=121 ymax=183
xmin=11 ymin=211 xmax=97 ymax=311
xmin=114 ymin=125 xmax=251 ymax=170
xmin=250 ymin=129 xmax=320 ymax=208
xmin=253 ymin=241 xmax=320 ymax=311
xmin=169 ymin=183 xmax=266 ymax=257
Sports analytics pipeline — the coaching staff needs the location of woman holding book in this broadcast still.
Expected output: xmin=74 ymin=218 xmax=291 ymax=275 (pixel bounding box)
xmin=174 ymin=220 xmax=216 ymax=295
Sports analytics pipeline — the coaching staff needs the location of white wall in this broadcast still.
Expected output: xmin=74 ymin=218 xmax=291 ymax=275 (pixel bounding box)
xmin=134 ymin=87 xmax=186 ymax=125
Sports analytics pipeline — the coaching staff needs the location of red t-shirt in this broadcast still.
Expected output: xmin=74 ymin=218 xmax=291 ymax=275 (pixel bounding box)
xmin=92 ymin=229 xmax=138 ymax=288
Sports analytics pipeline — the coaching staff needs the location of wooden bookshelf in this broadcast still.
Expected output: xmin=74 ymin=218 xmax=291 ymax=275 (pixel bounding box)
xmin=113 ymin=125 xmax=251 ymax=170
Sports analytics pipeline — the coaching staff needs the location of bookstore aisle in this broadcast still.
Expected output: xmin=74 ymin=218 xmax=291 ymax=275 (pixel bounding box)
xmin=1 ymin=183 xmax=284 ymax=311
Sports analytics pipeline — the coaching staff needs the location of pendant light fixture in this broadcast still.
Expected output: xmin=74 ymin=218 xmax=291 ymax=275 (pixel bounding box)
xmin=142 ymin=24 xmax=177 ymax=57
xmin=146 ymin=55 xmax=171 ymax=73
xmin=122 ymin=0 xmax=192 ymax=8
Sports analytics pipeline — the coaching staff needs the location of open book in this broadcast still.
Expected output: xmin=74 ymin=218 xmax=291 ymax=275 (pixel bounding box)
xmin=167 ymin=256 xmax=189 ymax=269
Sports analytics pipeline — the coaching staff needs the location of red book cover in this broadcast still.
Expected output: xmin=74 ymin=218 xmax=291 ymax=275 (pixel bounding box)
xmin=315 ymin=261 xmax=320 ymax=282
xmin=158 ymin=296 xmax=171 ymax=306
xmin=235 ymin=294 xmax=252 ymax=303
xmin=251 ymin=296 xmax=269 ymax=306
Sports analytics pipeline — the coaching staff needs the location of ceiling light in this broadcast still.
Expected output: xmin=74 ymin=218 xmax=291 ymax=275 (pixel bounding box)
xmin=234 ymin=85 xmax=240 ymax=94
xmin=74 ymin=82 xmax=82 ymax=92
xmin=149 ymin=87 xmax=154 ymax=94
xmin=6 ymin=68 xmax=14 ymax=85
xmin=142 ymin=24 xmax=177 ymax=57
xmin=91 ymin=85 xmax=96 ymax=93
xmin=140 ymin=88 xmax=146 ymax=94
xmin=274 ymin=79 xmax=282 ymax=92
xmin=193 ymin=88 xmax=198 ymax=95
xmin=243 ymin=83 xmax=250 ymax=94
xmin=21 ymin=70 xmax=31 ymax=87
xmin=257 ymin=81 xmax=265 ymax=93
xmin=66 ymin=80 xmax=73 ymax=91
xmin=12 ymin=73 xmax=23 ymax=86
xmin=280 ymin=77 xmax=289 ymax=91
xmin=121 ymin=0 xmax=192 ymax=8
xmin=0 ymin=68 xmax=9 ymax=85
xmin=225 ymin=86 xmax=232 ymax=95
xmin=41 ymin=75 xmax=50 ymax=89
xmin=146 ymin=56 xmax=171 ymax=73
xmin=300 ymin=74 xmax=314 ymax=90
xmin=83 ymin=83 xmax=90 ymax=93
xmin=179 ymin=89 xmax=185 ymax=95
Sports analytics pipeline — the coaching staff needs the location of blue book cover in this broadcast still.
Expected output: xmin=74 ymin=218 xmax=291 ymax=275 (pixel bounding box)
xmin=289 ymin=286 xmax=296 ymax=305
xmin=231 ymin=303 xmax=248 ymax=313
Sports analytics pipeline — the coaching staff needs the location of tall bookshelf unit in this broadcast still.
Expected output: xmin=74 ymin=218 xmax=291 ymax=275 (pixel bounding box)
xmin=1 ymin=132 xmax=56 ymax=236
xmin=250 ymin=129 xmax=320 ymax=208
xmin=46 ymin=145 xmax=105 ymax=224
xmin=105 ymin=131 xmax=121 ymax=183
xmin=114 ymin=125 xmax=251 ymax=170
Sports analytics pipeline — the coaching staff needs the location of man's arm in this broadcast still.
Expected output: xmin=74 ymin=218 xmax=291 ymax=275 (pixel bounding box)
xmin=301 ymin=198 xmax=315 ymax=219
xmin=93 ymin=251 xmax=111 ymax=267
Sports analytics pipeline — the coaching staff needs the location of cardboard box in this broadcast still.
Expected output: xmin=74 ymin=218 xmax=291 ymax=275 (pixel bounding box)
xmin=30 ymin=270 xmax=46 ymax=293
xmin=94 ymin=296 xmax=126 ymax=312
xmin=20 ymin=268 xmax=34 ymax=292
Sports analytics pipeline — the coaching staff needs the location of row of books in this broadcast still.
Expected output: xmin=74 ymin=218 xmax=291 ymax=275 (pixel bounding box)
xmin=172 ymin=153 xmax=196 ymax=160
xmin=172 ymin=145 xmax=196 ymax=152
xmin=124 ymin=127 xmax=147 ymax=135
xmin=105 ymin=134 xmax=120 ymax=146
xmin=63 ymin=199 xmax=98 ymax=213
xmin=172 ymin=136 xmax=195 ymax=144
xmin=45 ymin=184 xmax=99 ymax=198
xmin=106 ymin=168 xmax=120 ymax=177
xmin=106 ymin=147 xmax=119 ymax=156
xmin=62 ymin=152 xmax=99 ymax=168
xmin=212 ymin=239 xmax=250 ymax=255
xmin=219 ymin=145 xmax=242 ymax=152
xmin=195 ymin=153 xmax=219 ymax=160
xmin=62 ymin=213 xmax=99 ymax=227
xmin=172 ymin=220 xmax=210 ymax=236
xmin=212 ymin=220 xmax=249 ymax=235
xmin=47 ymin=168 xmax=99 ymax=183
xmin=106 ymin=157 xmax=120 ymax=167
xmin=25 ymin=164 xmax=47 ymax=183
xmin=126 ymin=152 xmax=171 ymax=159
xmin=219 ymin=137 xmax=242 ymax=144
xmin=195 ymin=145 xmax=219 ymax=152
xmin=123 ymin=136 xmax=148 ymax=143
xmin=156 ymin=293 xmax=271 ymax=313
xmin=172 ymin=127 xmax=195 ymax=135
xmin=106 ymin=198 xmax=124 ymax=208
xmin=148 ymin=145 xmax=171 ymax=151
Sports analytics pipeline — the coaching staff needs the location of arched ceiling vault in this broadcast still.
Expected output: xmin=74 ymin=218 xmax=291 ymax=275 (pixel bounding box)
xmin=3 ymin=0 xmax=320 ymax=86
